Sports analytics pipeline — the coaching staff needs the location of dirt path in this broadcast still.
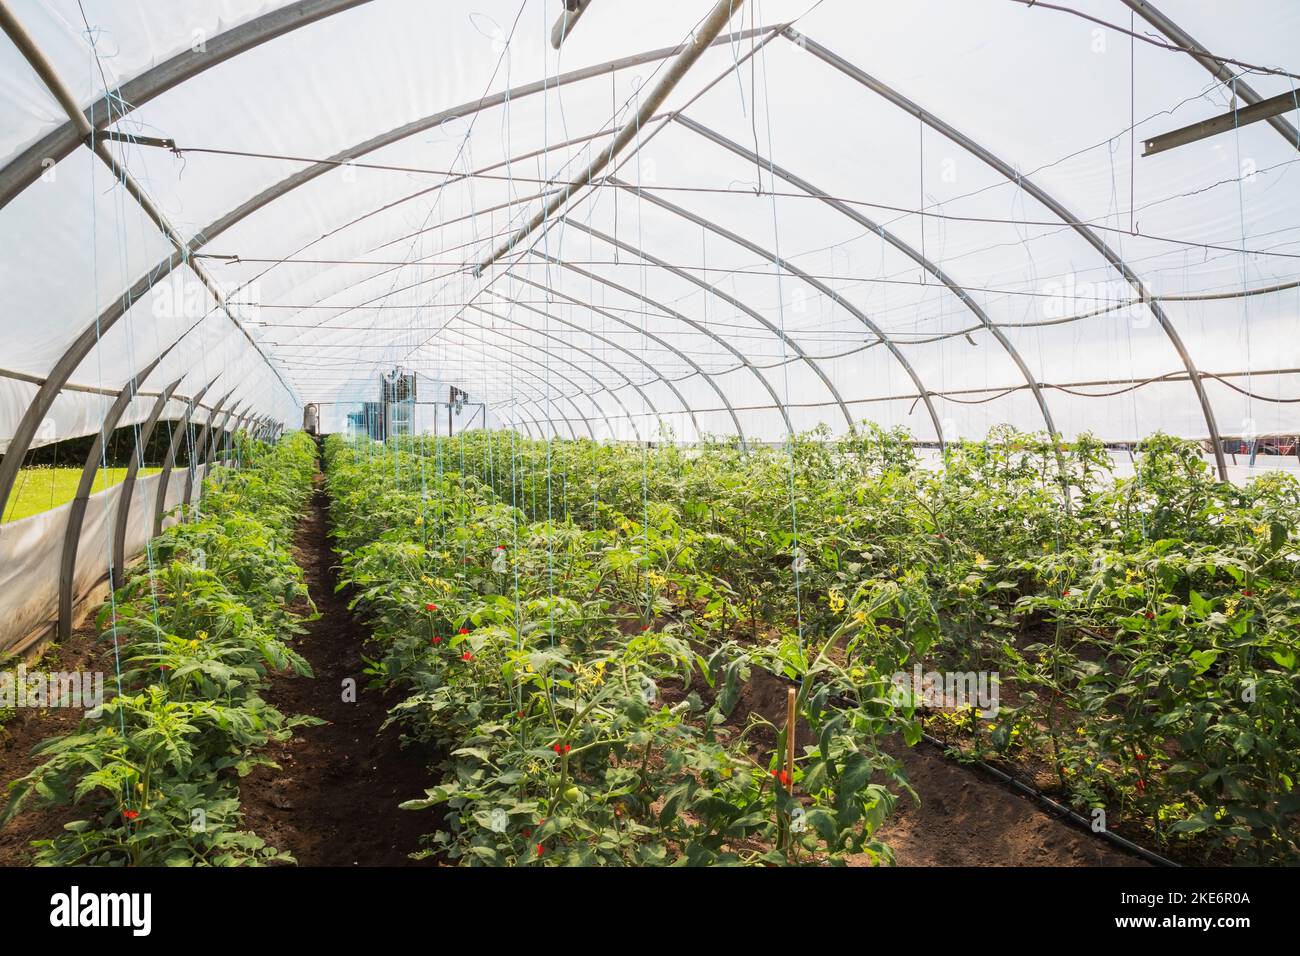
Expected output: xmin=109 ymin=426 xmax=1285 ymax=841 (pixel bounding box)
xmin=239 ymin=461 xmax=436 ymax=866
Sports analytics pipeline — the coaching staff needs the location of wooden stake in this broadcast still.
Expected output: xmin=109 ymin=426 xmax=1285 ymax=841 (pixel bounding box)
xmin=785 ymin=687 xmax=796 ymax=792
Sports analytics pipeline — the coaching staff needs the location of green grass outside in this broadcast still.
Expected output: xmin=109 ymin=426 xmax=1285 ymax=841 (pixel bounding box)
xmin=1 ymin=466 xmax=162 ymax=524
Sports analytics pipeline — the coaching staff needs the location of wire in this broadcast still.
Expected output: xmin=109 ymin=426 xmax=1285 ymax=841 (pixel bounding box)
xmin=1005 ymin=0 xmax=1300 ymax=82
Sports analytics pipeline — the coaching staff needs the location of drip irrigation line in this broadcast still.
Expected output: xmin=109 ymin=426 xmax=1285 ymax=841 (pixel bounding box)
xmin=735 ymin=651 xmax=1182 ymax=867
xmin=912 ymin=728 xmax=1179 ymax=868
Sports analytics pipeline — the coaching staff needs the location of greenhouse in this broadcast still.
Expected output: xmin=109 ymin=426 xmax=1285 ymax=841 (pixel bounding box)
xmin=0 ymin=0 xmax=1298 ymax=893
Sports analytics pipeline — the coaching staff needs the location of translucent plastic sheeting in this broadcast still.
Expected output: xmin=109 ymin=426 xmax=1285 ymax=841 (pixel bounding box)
xmin=0 ymin=381 xmax=237 ymax=456
xmin=0 ymin=466 xmax=197 ymax=655
xmin=0 ymin=1 xmax=285 ymax=164
xmin=0 ymin=0 xmax=1297 ymax=450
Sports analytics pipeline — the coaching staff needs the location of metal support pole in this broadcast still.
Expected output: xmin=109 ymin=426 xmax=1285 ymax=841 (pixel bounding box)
xmin=183 ymin=391 xmax=234 ymax=512
xmin=154 ymin=383 xmax=215 ymax=536
xmin=111 ymin=377 xmax=183 ymax=588
xmin=57 ymin=356 xmax=165 ymax=639
xmin=476 ymin=0 xmax=745 ymax=273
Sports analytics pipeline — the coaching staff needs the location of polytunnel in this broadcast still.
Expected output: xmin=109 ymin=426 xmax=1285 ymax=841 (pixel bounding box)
xmin=0 ymin=0 xmax=1298 ymax=884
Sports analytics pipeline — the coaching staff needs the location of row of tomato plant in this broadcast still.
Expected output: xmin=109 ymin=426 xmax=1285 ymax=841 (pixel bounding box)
xmin=326 ymin=434 xmax=915 ymax=865
xmin=1 ymin=431 xmax=319 ymax=865
xmin=394 ymin=425 xmax=1299 ymax=864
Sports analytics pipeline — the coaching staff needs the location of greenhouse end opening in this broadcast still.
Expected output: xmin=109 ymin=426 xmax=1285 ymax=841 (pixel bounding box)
xmin=0 ymin=0 xmax=1295 ymax=935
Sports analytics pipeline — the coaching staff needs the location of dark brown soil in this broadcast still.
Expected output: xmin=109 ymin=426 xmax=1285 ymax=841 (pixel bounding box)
xmin=0 ymin=627 xmax=113 ymax=865
xmin=0 ymin=459 xmax=1143 ymax=869
xmin=863 ymin=740 xmax=1140 ymax=867
xmin=711 ymin=666 xmax=1143 ymax=867
xmin=238 ymin=463 xmax=438 ymax=866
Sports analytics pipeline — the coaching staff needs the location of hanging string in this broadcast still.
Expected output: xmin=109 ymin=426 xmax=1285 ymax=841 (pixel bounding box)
xmin=754 ymin=0 xmax=804 ymax=650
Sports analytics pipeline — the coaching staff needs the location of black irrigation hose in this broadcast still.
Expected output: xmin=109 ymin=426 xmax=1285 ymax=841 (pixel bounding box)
xmin=912 ymin=730 xmax=1180 ymax=868
xmin=754 ymin=661 xmax=1181 ymax=868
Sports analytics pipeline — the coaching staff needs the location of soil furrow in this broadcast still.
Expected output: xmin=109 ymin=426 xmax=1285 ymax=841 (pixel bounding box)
xmin=240 ymin=457 xmax=436 ymax=866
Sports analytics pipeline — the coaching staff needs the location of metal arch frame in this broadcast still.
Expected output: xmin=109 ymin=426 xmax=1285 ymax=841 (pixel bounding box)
xmin=154 ymin=381 xmax=217 ymax=536
xmin=472 ymin=289 xmax=705 ymax=437
xmin=0 ymin=3 xmax=297 ymax=411
xmin=0 ymin=254 xmax=179 ymax=522
xmin=210 ymin=401 xmax=247 ymax=462
xmin=448 ymin=308 xmax=651 ymax=440
xmin=474 ymin=400 xmax=539 ymax=440
xmin=0 ymin=23 xmax=783 ymax=478
xmin=0 ymin=6 xmax=1234 ymax=462
xmin=400 ymin=335 xmax=593 ymax=441
xmin=209 ymin=401 xmax=244 ymax=463
xmin=0 ymin=0 xmax=375 ymax=212
xmin=56 ymin=352 xmax=168 ymax=639
xmin=506 ymin=269 xmax=747 ymax=441
xmin=245 ymin=191 xmax=751 ymax=446
xmin=255 ymin=242 xmax=739 ymax=443
xmin=285 ymin=342 xmax=603 ymax=441
xmin=563 ymin=219 xmax=829 ymax=437
xmin=497 ymin=403 xmax=565 ymax=442
xmin=183 ymin=389 xmax=234 ymax=511
xmin=785 ymin=28 xmax=1229 ymax=478
xmin=10 ymin=25 xmax=777 ymax=445
xmin=674 ymin=116 xmax=1063 ymax=443
xmin=257 ymin=194 xmax=835 ymax=442
xmin=613 ymin=178 xmax=947 ymax=446
xmin=229 ymin=412 xmax=254 ymax=462
xmin=520 ymin=249 xmax=798 ymax=438
xmin=1121 ymin=0 xmax=1300 ymax=151
xmin=488 ymin=396 xmax=602 ymax=443
xmin=267 ymin=262 xmax=713 ymax=441
xmin=476 ymin=0 xmax=748 ymax=273
xmin=143 ymin=22 xmax=781 ymax=299
xmin=474 ymin=296 xmax=703 ymax=441
xmin=267 ymin=290 xmax=661 ymax=442
xmin=491 ymin=404 xmax=533 ymax=439
xmin=110 ymin=376 xmax=184 ymax=588
xmin=494 ymin=400 xmax=596 ymax=442
xmin=450 ymin=351 xmax=605 ymax=443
